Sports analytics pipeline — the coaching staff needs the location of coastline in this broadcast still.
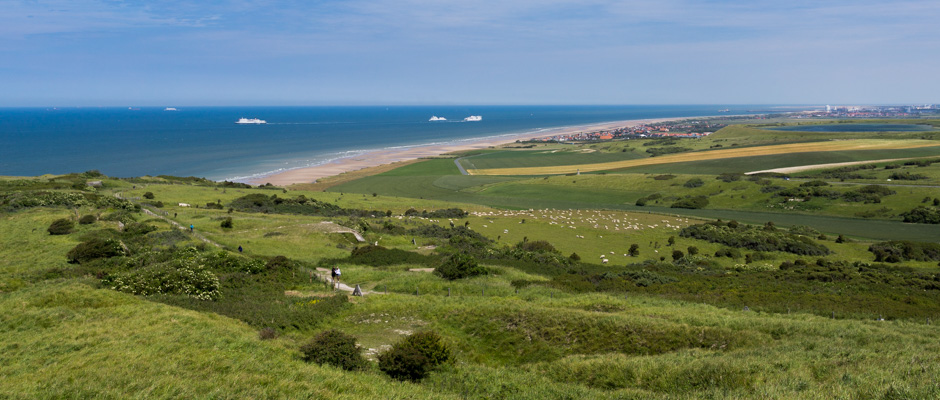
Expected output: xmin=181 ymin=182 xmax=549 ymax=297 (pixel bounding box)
xmin=244 ymin=116 xmax=714 ymax=186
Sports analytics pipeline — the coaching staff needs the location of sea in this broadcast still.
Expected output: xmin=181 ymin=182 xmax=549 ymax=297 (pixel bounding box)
xmin=0 ymin=105 xmax=793 ymax=182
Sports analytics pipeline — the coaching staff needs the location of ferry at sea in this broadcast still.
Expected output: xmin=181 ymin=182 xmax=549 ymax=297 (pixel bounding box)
xmin=463 ymin=115 xmax=482 ymax=122
xmin=236 ymin=118 xmax=266 ymax=124
xmin=429 ymin=116 xmax=447 ymax=121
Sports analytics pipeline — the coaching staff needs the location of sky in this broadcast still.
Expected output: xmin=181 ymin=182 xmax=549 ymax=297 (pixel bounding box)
xmin=1 ymin=0 xmax=938 ymax=106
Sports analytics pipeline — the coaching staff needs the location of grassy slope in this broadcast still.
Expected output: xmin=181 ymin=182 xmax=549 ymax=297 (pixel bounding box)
xmin=0 ymin=282 xmax=441 ymax=399
xmin=3 ymin=178 xmax=940 ymax=398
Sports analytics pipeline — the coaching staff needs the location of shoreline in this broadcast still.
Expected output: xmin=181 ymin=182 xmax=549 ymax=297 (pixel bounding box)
xmin=243 ymin=116 xmax=718 ymax=186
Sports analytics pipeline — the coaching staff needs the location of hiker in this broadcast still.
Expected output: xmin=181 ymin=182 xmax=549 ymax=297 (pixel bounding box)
xmin=331 ymin=266 xmax=342 ymax=288
xmin=189 ymin=224 xmax=194 ymax=233
xmin=238 ymin=245 xmax=243 ymax=253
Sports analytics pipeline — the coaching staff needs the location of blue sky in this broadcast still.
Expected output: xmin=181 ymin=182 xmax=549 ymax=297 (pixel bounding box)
xmin=2 ymin=0 xmax=938 ymax=106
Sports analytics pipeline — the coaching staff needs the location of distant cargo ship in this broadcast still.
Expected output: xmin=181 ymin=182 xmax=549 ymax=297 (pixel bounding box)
xmin=164 ymin=107 xmax=178 ymax=111
xmin=463 ymin=115 xmax=482 ymax=122
xmin=236 ymin=118 xmax=266 ymax=124
xmin=429 ymin=116 xmax=447 ymax=121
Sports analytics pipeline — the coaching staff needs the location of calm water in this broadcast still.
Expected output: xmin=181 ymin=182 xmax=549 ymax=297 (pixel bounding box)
xmin=1 ymin=105 xmax=775 ymax=181
xmin=768 ymin=123 xmax=934 ymax=133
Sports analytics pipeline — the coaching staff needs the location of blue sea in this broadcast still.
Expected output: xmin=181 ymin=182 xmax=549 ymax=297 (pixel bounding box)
xmin=0 ymin=105 xmax=789 ymax=181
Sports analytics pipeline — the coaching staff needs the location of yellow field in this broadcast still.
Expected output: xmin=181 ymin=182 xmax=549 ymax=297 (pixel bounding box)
xmin=469 ymin=139 xmax=940 ymax=176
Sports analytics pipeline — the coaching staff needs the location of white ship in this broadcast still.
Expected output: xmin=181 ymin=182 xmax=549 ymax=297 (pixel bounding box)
xmin=164 ymin=107 xmax=178 ymax=111
xmin=429 ymin=116 xmax=447 ymax=121
xmin=236 ymin=118 xmax=267 ymax=124
xmin=463 ymin=115 xmax=482 ymax=122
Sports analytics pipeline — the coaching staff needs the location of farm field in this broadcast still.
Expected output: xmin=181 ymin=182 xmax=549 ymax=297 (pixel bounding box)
xmin=470 ymin=140 xmax=940 ymax=176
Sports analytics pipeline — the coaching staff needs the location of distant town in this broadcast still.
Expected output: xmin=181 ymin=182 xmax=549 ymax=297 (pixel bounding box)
xmin=532 ymin=104 xmax=938 ymax=142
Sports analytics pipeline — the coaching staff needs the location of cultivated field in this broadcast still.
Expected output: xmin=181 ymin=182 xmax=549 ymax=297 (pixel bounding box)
xmin=470 ymin=139 xmax=940 ymax=175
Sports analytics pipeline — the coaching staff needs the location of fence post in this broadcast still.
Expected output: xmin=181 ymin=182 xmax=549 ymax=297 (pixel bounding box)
xmin=447 ymin=288 xmax=451 ymax=297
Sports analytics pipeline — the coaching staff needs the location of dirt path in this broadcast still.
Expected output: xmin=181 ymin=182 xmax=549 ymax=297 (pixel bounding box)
xmin=315 ymin=267 xmax=376 ymax=295
xmin=744 ymin=157 xmax=927 ymax=175
xmin=141 ymin=206 xmax=222 ymax=248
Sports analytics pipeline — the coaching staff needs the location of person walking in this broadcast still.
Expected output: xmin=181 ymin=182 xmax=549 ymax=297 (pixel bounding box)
xmin=190 ymin=224 xmax=194 ymax=233
xmin=330 ymin=266 xmax=339 ymax=289
xmin=238 ymin=245 xmax=243 ymax=253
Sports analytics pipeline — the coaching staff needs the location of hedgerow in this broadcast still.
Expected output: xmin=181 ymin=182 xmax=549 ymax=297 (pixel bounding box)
xmin=679 ymin=221 xmax=830 ymax=256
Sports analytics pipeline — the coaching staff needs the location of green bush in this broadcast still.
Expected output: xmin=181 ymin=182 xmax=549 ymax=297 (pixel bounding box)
xmin=143 ymin=191 xmax=155 ymax=199
xmin=79 ymin=214 xmax=97 ymax=225
xmin=900 ymin=206 xmax=940 ymax=224
xmin=265 ymin=255 xmax=292 ymax=270
xmin=378 ymin=331 xmax=452 ymax=381
xmin=680 ymin=221 xmax=830 ymax=256
xmin=66 ymin=238 xmax=125 ymax=263
xmin=47 ymin=218 xmax=74 ymax=235
xmin=518 ymin=240 xmax=557 ymax=253
xmin=300 ymin=329 xmax=367 ymax=371
xmin=108 ymin=261 xmax=220 ymax=301
xmin=220 ymin=217 xmax=233 ymax=229
xmin=435 ymin=253 xmax=486 ymax=280
xmin=683 ymin=178 xmax=704 ymax=188
xmin=670 ymin=196 xmax=708 ymax=209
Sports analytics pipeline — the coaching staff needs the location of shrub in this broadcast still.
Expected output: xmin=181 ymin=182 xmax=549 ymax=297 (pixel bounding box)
xmin=569 ymin=252 xmax=581 ymax=261
xmin=300 ymin=329 xmax=367 ymax=371
xmin=869 ymin=241 xmax=940 ymax=263
xmin=518 ymin=240 xmax=557 ymax=253
xmin=48 ymin=218 xmax=74 ymax=235
xmin=672 ymin=250 xmax=684 ymax=261
xmin=683 ymin=178 xmax=704 ymax=188
xmin=220 ymin=217 xmax=233 ymax=229
xmin=671 ymin=196 xmax=708 ymax=209
xmin=79 ymin=215 xmax=97 ymax=225
xmin=378 ymin=331 xmax=452 ymax=381
xmin=628 ymin=244 xmax=640 ymax=256
xmin=66 ymin=238 xmax=125 ymax=263
xmin=899 ymin=206 xmax=940 ymax=224
xmin=680 ymin=222 xmax=830 ymax=256
xmin=143 ymin=192 xmax=155 ymax=199
xmin=109 ymin=261 xmax=220 ymax=301
xmin=635 ymin=197 xmax=648 ymax=206
xmin=265 ymin=255 xmax=292 ymax=270
xmin=259 ymin=328 xmax=279 ymax=340
xmin=716 ymin=173 xmax=743 ymax=182
xmin=123 ymin=222 xmax=156 ymax=236
xmin=435 ymin=253 xmax=486 ymax=280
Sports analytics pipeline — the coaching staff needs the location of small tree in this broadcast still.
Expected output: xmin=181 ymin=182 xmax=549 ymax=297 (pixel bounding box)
xmin=378 ymin=331 xmax=452 ymax=381
xmin=667 ymin=236 xmax=676 ymax=246
xmin=687 ymin=246 xmax=699 ymax=256
xmin=569 ymin=252 xmax=581 ymax=261
xmin=672 ymin=250 xmax=684 ymax=261
xmin=143 ymin=191 xmax=155 ymax=199
xmin=220 ymin=217 xmax=233 ymax=229
xmin=434 ymin=253 xmax=486 ymax=280
xmin=48 ymin=218 xmax=74 ymax=235
xmin=628 ymin=244 xmax=640 ymax=257
xmin=301 ymin=329 xmax=367 ymax=371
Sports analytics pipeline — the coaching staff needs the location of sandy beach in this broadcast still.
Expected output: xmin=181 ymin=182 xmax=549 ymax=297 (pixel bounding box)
xmin=244 ymin=116 xmax=710 ymax=186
